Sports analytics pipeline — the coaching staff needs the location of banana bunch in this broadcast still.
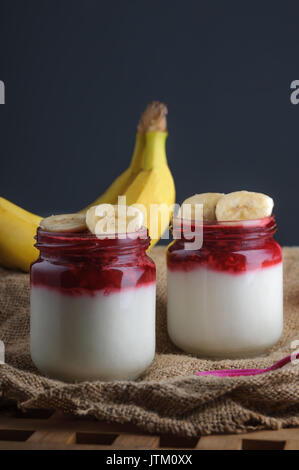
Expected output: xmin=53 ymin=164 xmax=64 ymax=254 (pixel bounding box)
xmin=0 ymin=102 xmax=175 ymax=272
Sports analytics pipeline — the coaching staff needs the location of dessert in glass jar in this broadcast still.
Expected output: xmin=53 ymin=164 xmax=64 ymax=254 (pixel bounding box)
xmin=167 ymin=191 xmax=283 ymax=358
xmin=30 ymin=206 xmax=156 ymax=382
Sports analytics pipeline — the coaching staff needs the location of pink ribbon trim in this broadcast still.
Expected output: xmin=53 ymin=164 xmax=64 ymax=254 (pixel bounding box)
xmin=196 ymin=352 xmax=299 ymax=377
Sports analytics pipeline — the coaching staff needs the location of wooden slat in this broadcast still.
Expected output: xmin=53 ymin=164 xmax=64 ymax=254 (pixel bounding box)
xmin=233 ymin=428 xmax=299 ymax=441
xmin=0 ymin=441 xmax=113 ymax=450
xmin=0 ymin=415 xmax=142 ymax=434
xmin=26 ymin=411 xmax=75 ymax=445
xmin=27 ymin=430 xmax=76 ymax=445
xmin=112 ymin=433 xmax=160 ymax=450
xmin=284 ymin=440 xmax=299 ymax=450
xmin=196 ymin=436 xmax=242 ymax=450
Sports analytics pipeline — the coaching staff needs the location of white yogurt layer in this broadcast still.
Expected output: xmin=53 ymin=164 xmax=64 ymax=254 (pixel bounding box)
xmin=167 ymin=264 xmax=283 ymax=357
xmin=31 ymin=284 xmax=156 ymax=382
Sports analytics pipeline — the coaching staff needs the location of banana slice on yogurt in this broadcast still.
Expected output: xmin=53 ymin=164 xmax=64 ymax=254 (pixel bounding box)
xmin=180 ymin=193 xmax=225 ymax=221
xmin=40 ymin=214 xmax=87 ymax=232
xmin=86 ymin=204 xmax=144 ymax=235
xmin=215 ymin=191 xmax=274 ymax=221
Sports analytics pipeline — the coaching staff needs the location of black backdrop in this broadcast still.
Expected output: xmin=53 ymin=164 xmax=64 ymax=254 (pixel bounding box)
xmin=1 ymin=1 xmax=299 ymax=245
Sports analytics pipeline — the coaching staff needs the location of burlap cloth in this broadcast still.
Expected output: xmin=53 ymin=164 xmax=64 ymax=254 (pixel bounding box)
xmin=0 ymin=246 xmax=298 ymax=437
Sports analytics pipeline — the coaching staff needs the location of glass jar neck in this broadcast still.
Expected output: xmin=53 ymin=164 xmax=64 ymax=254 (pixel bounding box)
xmin=172 ymin=216 xmax=277 ymax=249
xmin=35 ymin=227 xmax=150 ymax=262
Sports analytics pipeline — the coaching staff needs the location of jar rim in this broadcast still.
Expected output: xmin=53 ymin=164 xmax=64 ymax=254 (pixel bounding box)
xmin=35 ymin=226 xmax=151 ymax=255
xmin=173 ymin=215 xmax=275 ymax=228
xmin=171 ymin=215 xmax=277 ymax=243
xmin=37 ymin=226 xmax=149 ymax=241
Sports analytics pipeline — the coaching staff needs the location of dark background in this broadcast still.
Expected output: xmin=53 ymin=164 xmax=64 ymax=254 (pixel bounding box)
xmin=0 ymin=1 xmax=298 ymax=245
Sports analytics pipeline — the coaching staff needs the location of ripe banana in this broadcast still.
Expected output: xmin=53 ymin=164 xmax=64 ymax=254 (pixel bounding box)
xmin=0 ymin=197 xmax=42 ymax=271
xmin=216 ymin=191 xmax=274 ymax=221
xmin=180 ymin=193 xmax=224 ymax=221
xmin=124 ymin=130 xmax=175 ymax=246
xmin=40 ymin=214 xmax=87 ymax=232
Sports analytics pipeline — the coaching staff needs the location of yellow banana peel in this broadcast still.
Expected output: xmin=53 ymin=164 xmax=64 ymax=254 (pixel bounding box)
xmin=125 ymin=131 xmax=175 ymax=247
xmin=0 ymin=197 xmax=42 ymax=271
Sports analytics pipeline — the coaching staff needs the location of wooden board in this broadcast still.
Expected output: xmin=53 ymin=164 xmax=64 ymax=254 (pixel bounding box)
xmin=0 ymin=400 xmax=298 ymax=450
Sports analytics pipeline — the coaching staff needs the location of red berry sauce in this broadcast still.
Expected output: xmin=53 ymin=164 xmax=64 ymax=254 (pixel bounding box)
xmin=30 ymin=228 xmax=156 ymax=296
xmin=167 ymin=216 xmax=282 ymax=274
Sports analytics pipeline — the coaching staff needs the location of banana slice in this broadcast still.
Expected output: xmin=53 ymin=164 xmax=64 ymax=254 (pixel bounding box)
xmin=40 ymin=214 xmax=87 ymax=233
xmin=86 ymin=204 xmax=144 ymax=235
xmin=85 ymin=206 xmax=97 ymax=233
xmin=215 ymin=191 xmax=274 ymax=221
xmin=179 ymin=193 xmax=225 ymax=221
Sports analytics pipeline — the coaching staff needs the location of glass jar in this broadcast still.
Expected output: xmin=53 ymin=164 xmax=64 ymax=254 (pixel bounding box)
xmin=30 ymin=227 xmax=156 ymax=382
xmin=167 ymin=216 xmax=283 ymax=358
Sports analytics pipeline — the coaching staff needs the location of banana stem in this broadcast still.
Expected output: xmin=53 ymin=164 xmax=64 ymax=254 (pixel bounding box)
xmin=130 ymin=133 xmax=145 ymax=173
xmin=142 ymin=132 xmax=168 ymax=170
